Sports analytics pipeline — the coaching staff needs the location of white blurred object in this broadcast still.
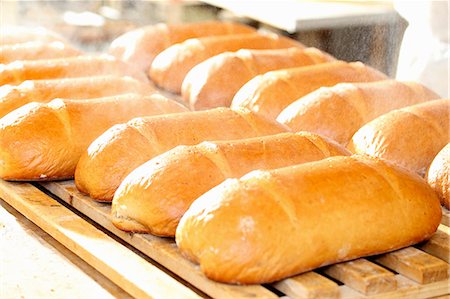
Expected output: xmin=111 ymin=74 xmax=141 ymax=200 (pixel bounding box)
xmin=395 ymin=0 xmax=449 ymax=98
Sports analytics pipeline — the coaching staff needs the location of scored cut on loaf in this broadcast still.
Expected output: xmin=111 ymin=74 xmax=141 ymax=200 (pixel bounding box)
xmin=0 ymin=55 xmax=149 ymax=86
xmin=231 ymin=61 xmax=388 ymax=120
xmin=176 ymin=155 xmax=442 ymax=284
xmin=427 ymin=143 xmax=450 ymax=209
xmin=348 ymin=98 xmax=450 ymax=176
xmin=75 ymin=107 xmax=289 ymax=201
xmin=181 ymin=47 xmax=336 ymax=110
xmin=0 ymin=93 xmax=187 ymax=180
xmin=277 ymin=80 xmax=440 ymax=145
xmin=109 ymin=21 xmax=255 ymax=72
xmin=0 ymin=41 xmax=81 ymax=64
xmin=149 ymin=32 xmax=304 ymax=94
xmin=112 ymin=131 xmax=350 ymax=237
xmin=0 ymin=75 xmax=154 ymax=118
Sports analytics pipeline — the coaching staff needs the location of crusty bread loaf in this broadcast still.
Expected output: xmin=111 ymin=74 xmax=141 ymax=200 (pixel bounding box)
xmin=182 ymin=47 xmax=335 ymax=110
xmin=231 ymin=61 xmax=388 ymax=120
xmin=0 ymin=55 xmax=149 ymax=86
xmin=109 ymin=21 xmax=255 ymax=71
xmin=75 ymin=108 xmax=289 ymax=201
xmin=0 ymin=41 xmax=81 ymax=64
xmin=0 ymin=76 xmax=154 ymax=118
xmin=427 ymin=143 xmax=450 ymax=209
xmin=0 ymin=26 xmax=65 ymax=45
xmin=149 ymin=33 xmax=303 ymax=94
xmin=0 ymin=93 xmax=187 ymax=181
xmin=277 ymin=80 xmax=440 ymax=145
xmin=176 ymin=155 xmax=441 ymax=284
xmin=348 ymin=99 xmax=450 ymax=176
xmin=112 ymin=131 xmax=350 ymax=236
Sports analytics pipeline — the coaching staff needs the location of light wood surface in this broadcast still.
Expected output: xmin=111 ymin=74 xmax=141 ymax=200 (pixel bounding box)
xmin=324 ymin=259 xmax=397 ymax=295
xmin=375 ymin=247 xmax=449 ymax=284
xmin=419 ymin=226 xmax=450 ymax=263
xmin=0 ymin=199 xmax=132 ymax=299
xmin=0 ymin=180 xmax=201 ymax=299
xmin=41 ymin=180 xmax=278 ymax=299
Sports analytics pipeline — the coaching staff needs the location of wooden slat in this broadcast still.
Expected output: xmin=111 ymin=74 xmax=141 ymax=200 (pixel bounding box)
xmin=272 ymin=272 xmax=340 ymax=299
xmin=418 ymin=227 xmax=450 ymax=263
xmin=323 ymin=258 xmax=397 ymax=295
xmin=41 ymin=181 xmax=278 ymax=299
xmin=39 ymin=180 xmax=450 ymax=299
xmin=0 ymin=180 xmax=201 ymax=299
xmin=375 ymin=247 xmax=449 ymax=284
xmin=371 ymin=275 xmax=449 ymax=299
xmin=441 ymin=207 xmax=450 ymax=227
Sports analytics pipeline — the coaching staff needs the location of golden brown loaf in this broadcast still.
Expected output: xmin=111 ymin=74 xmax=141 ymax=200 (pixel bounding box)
xmin=149 ymin=33 xmax=304 ymax=94
xmin=0 ymin=26 xmax=65 ymax=45
xmin=427 ymin=143 xmax=450 ymax=209
xmin=231 ymin=61 xmax=388 ymax=120
xmin=0 ymin=76 xmax=154 ymax=118
xmin=348 ymin=99 xmax=450 ymax=176
xmin=0 ymin=94 xmax=187 ymax=181
xmin=75 ymin=108 xmax=289 ymax=201
xmin=0 ymin=55 xmax=149 ymax=86
xmin=182 ymin=47 xmax=335 ymax=110
xmin=108 ymin=21 xmax=255 ymax=71
xmin=176 ymin=155 xmax=441 ymax=284
xmin=277 ymin=80 xmax=440 ymax=145
xmin=112 ymin=132 xmax=350 ymax=236
xmin=0 ymin=41 xmax=81 ymax=64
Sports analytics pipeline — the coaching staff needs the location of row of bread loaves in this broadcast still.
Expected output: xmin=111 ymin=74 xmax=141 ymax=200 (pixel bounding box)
xmin=0 ymin=24 xmax=446 ymax=286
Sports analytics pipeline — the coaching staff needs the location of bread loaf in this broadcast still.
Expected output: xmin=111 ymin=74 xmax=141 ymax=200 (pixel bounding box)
xmin=182 ymin=47 xmax=335 ymax=110
xmin=0 ymin=93 xmax=187 ymax=180
xmin=0 ymin=76 xmax=154 ymax=118
xmin=109 ymin=21 xmax=255 ymax=71
xmin=176 ymin=155 xmax=441 ymax=284
xmin=427 ymin=143 xmax=450 ymax=209
xmin=277 ymin=80 xmax=439 ymax=145
xmin=0 ymin=26 xmax=65 ymax=45
xmin=0 ymin=41 xmax=81 ymax=64
xmin=0 ymin=55 xmax=149 ymax=86
xmin=231 ymin=61 xmax=388 ymax=120
xmin=149 ymin=33 xmax=303 ymax=94
xmin=348 ymin=99 xmax=450 ymax=176
xmin=75 ymin=108 xmax=289 ymax=201
xmin=112 ymin=132 xmax=350 ymax=236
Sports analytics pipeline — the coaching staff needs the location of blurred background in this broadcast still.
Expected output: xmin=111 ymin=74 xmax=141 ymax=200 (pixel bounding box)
xmin=1 ymin=0 xmax=448 ymax=97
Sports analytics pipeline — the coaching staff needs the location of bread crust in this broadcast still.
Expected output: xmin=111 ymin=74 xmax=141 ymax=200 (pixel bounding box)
xmin=277 ymin=80 xmax=439 ymax=145
xmin=108 ymin=21 xmax=255 ymax=71
xmin=176 ymin=155 xmax=441 ymax=284
xmin=182 ymin=47 xmax=335 ymax=110
xmin=75 ymin=108 xmax=289 ymax=201
xmin=0 ymin=94 xmax=187 ymax=180
xmin=0 ymin=55 xmax=149 ymax=86
xmin=0 ymin=41 xmax=81 ymax=64
xmin=112 ymin=132 xmax=350 ymax=236
xmin=427 ymin=143 xmax=450 ymax=208
xmin=348 ymin=99 xmax=450 ymax=176
xmin=149 ymin=33 xmax=303 ymax=94
xmin=231 ymin=61 xmax=388 ymax=120
xmin=0 ymin=76 xmax=154 ymax=118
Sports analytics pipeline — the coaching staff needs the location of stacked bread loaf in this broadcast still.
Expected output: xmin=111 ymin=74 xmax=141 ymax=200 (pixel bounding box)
xmin=0 ymin=23 xmax=445 ymax=286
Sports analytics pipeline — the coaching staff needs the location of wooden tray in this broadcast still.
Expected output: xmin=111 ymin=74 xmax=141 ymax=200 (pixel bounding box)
xmin=1 ymin=179 xmax=449 ymax=299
